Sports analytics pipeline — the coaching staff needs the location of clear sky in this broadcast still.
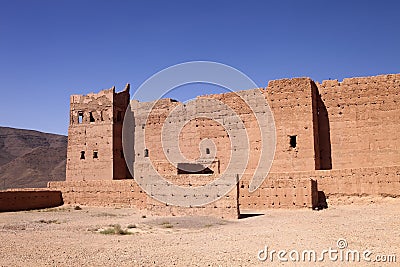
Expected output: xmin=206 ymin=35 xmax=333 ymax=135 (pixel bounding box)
xmin=1 ymin=0 xmax=399 ymax=135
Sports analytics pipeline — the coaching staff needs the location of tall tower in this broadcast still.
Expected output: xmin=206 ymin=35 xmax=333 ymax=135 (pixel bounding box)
xmin=66 ymin=84 xmax=132 ymax=181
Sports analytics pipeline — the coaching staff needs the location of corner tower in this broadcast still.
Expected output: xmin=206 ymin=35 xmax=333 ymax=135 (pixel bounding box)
xmin=66 ymin=84 xmax=132 ymax=181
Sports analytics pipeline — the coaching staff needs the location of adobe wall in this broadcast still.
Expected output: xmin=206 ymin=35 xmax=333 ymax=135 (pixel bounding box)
xmin=48 ymin=179 xmax=239 ymax=219
xmin=59 ymin=73 xmax=400 ymax=217
xmin=262 ymin=78 xmax=319 ymax=172
xmin=254 ymin=165 xmax=400 ymax=199
xmin=236 ymin=164 xmax=399 ymax=210
xmin=48 ymin=163 xmax=399 ymax=215
xmin=130 ymin=73 xmax=400 ymax=177
xmin=0 ymin=190 xmax=63 ymax=212
xmin=48 ymin=180 xmax=146 ymax=208
xmin=316 ymin=74 xmax=400 ymax=169
xmin=145 ymin=175 xmax=239 ymax=219
xmin=48 ymin=175 xmax=318 ymax=218
xmin=314 ymin=165 xmax=400 ymax=197
xmin=67 ymin=88 xmax=115 ymax=180
xmin=238 ymin=177 xmax=318 ymax=210
xmin=131 ymin=78 xmax=318 ymax=189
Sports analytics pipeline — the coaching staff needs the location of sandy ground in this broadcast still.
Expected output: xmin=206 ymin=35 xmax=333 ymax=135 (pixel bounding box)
xmin=0 ymin=196 xmax=399 ymax=266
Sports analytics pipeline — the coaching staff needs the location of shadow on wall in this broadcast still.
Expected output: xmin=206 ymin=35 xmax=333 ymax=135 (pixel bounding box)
xmin=316 ymin=89 xmax=332 ymax=170
xmin=317 ymin=191 xmax=328 ymax=209
xmin=239 ymin=213 xmax=264 ymax=219
xmin=122 ymin=105 xmax=135 ymax=179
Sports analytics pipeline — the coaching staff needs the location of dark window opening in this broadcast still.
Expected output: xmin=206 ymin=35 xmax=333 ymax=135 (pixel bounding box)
xmin=144 ymin=149 xmax=149 ymax=157
xmin=80 ymin=151 xmax=85 ymax=159
xmin=93 ymin=151 xmax=98 ymax=159
xmin=117 ymin=111 xmax=122 ymax=122
xmin=78 ymin=112 xmax=83 ymax=124
xmin=120 ymin=150 xmax=124 ymax=158
xmin=290 ymin=135 xmax=297 ymax=148
xmin=206 ymin=148 xmax=210 ymax=154
xmin=89 ymin=112 xmax=95 ymax=122
xmin=100 ymin=111 xmax=104 ymax=121
xmin=177 ymin=163 xmax=214 ymax=175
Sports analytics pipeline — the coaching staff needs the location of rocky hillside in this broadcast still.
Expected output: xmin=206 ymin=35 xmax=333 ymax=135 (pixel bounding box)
xmin=0 ymin=127 xmax=67 ymax=189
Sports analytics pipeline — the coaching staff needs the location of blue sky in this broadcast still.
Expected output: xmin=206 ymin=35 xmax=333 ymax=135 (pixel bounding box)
xmin=1 ymin=0 xmax=399 ymax=135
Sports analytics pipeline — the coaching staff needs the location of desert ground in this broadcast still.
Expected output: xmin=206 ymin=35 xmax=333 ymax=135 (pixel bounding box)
xmin=0 ymin=196 xmax=399 ymax=266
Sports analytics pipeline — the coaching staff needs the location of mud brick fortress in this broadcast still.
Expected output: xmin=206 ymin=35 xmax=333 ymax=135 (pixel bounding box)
xmin=4 ymin=74 xmax=399 ymax=218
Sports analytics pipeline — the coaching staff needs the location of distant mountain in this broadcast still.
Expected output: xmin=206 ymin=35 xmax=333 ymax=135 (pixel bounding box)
xmin=0 ymin=127 xmax=67 ymax=189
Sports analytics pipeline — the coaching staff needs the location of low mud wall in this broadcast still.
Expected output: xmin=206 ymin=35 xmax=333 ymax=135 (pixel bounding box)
xmin=0 ymin=190 xmax=63 ymax=212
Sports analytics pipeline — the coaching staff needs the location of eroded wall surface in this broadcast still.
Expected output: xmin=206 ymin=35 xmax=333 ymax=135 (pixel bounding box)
xmin=315 ymin=166 xmax=400 ymax=197
xmin=263 ymin=78 xmax=318 ymax=172
xmin=60 ymin=73 xmax=400 ymax=216
xmin=0 ymin=189 xmax=63 ymax=212
xmin=49 ymin=180 xmax=239 ymax=219
xmin=66 ymin=85 xmax=131 ymax=181
xmin=317 ymin=74 xmax=400 ymax=169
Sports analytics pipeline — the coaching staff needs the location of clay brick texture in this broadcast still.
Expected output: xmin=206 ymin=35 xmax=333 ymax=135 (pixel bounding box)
xmin=47 ymin=73 xmax=400 ymax=218
xmin=49 ymin=180 xmax=239 ymax=219
xmin=316 ymin=74 xmax=400 ymax=169
xmin=66 ymin=85 xmax=132 ymax=181
xmin=0 ymin=189 xmax=63 ymax=212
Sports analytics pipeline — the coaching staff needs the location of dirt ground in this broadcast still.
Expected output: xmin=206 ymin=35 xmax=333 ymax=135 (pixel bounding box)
xmin=0 ymin=196 xmax=399 ymax=266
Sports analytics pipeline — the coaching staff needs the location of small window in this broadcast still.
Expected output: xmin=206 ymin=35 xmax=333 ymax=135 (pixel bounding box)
xmin=93 ymin=151 xmax=98 ymax=159
xmin=117 ymin=111 xmax=122 ymax=122
xmin=100 ymin=110 xmax=104 ymax=121
xmin=120 ymin=150 xmax=124 ymax=158
xmin=78 ymin=112 xmax=83 ymax=124
xmin=144 ymin=149 xmax=149 ymax=157
xmin=289 ymin=135 xmax=297 ymax=148
xmin=206 ymin=148 xmax=210 ymax=155
xmin=177 ymin=163 xmax=214 ymax=175
xmin=80 ymin=151 xmax=85 ymax=159
xmin=89 ymin=112 xmax=95 ymax=122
